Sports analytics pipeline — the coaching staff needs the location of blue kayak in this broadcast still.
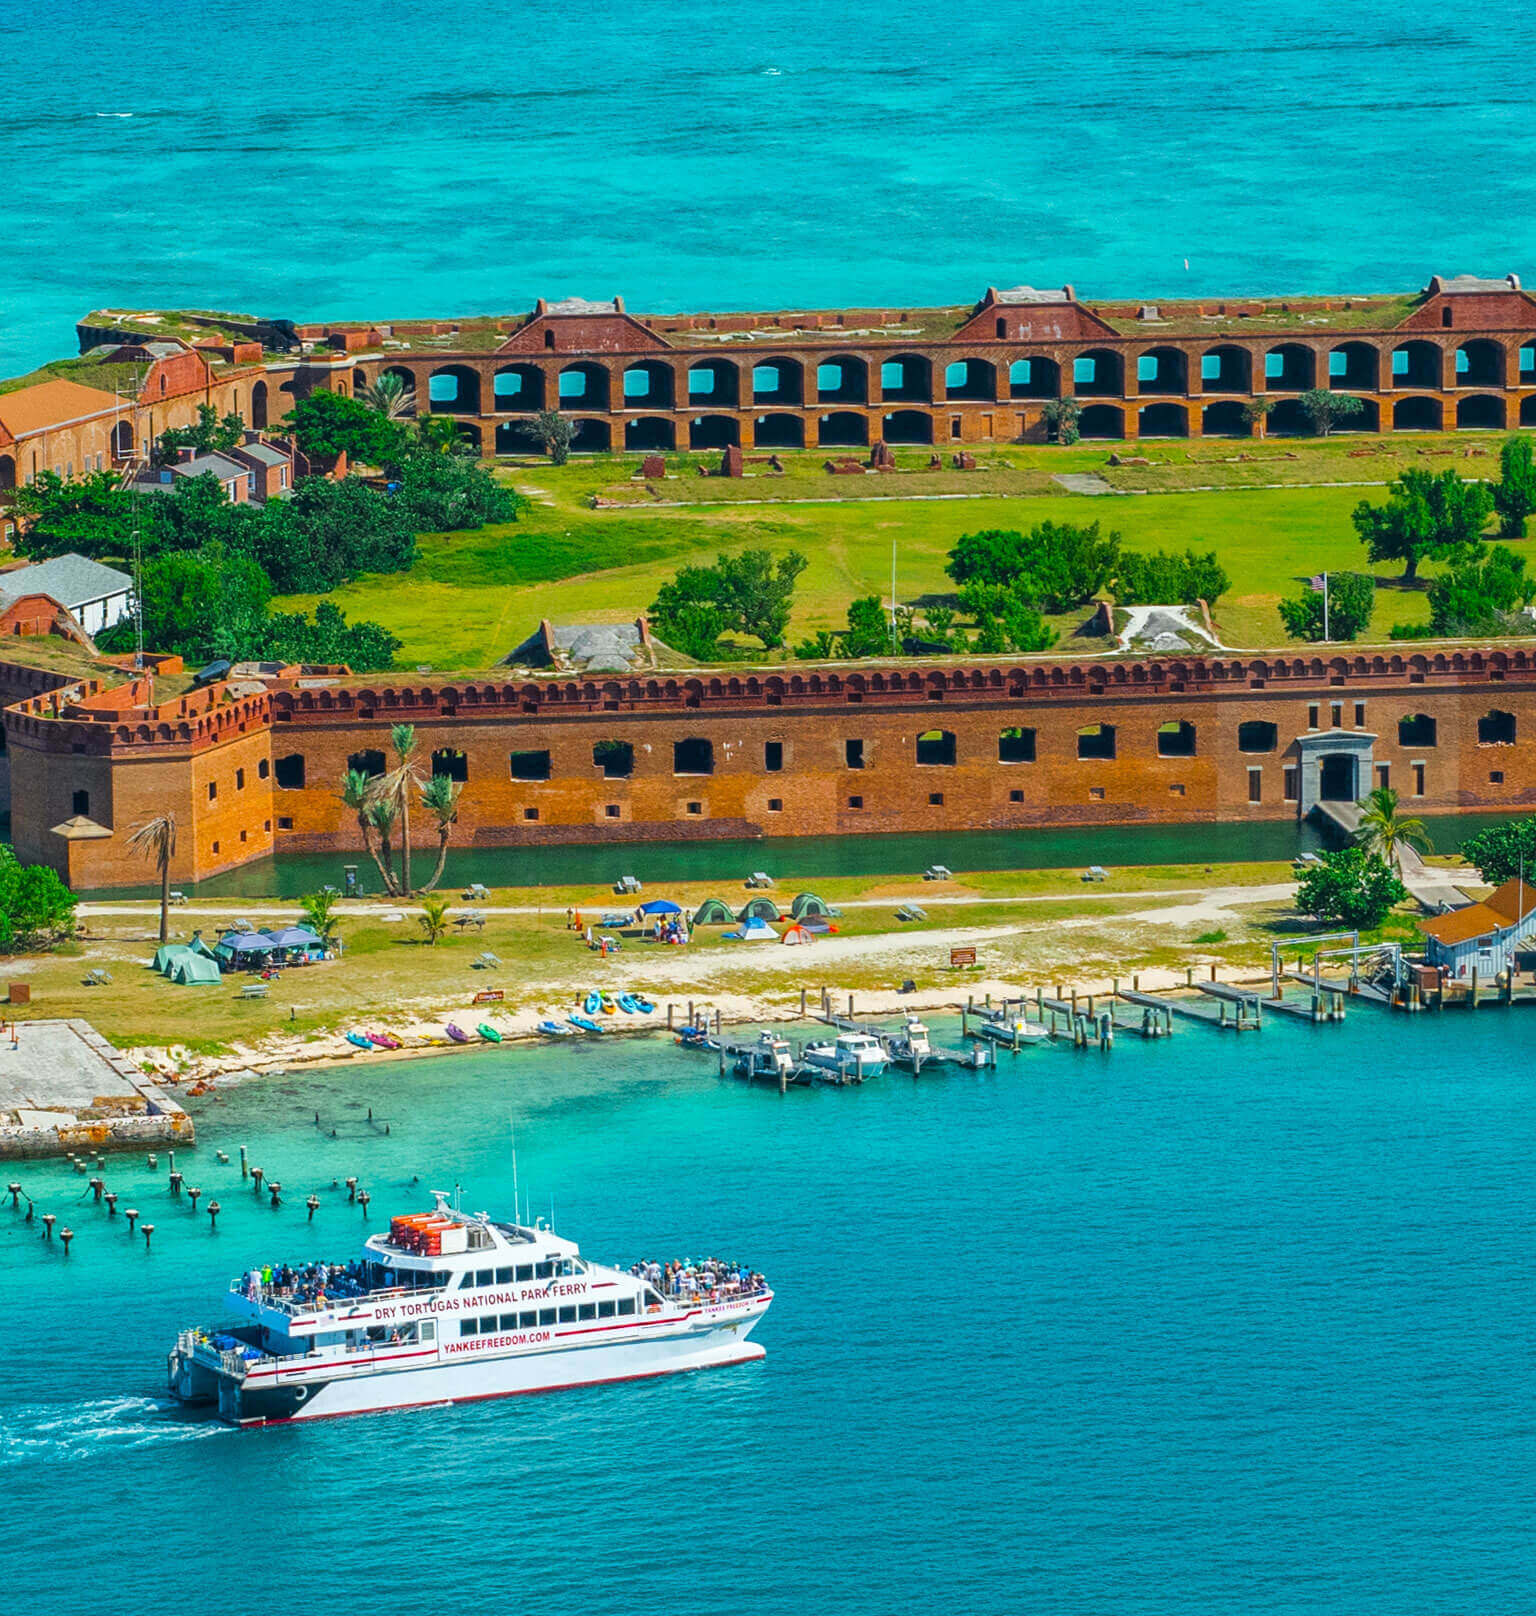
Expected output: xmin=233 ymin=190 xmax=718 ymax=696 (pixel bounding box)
xmin=569 ymin=1014 xmax=604 ymax=1034
xmin=616 ymin=992 xmax=639 ymax=1014
xmin=583 ymin=990 xmax=603 ymax=1016
xmin=631 ymin=995 xmax=656 ymax=1014
xmin=538 ymin=1019 xmax=573 ymax=1037
xmin=345 ymin=1032 xmax=373 ymax=1050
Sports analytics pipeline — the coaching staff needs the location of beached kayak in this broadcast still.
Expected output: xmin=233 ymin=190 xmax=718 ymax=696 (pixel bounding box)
xmin=477 ymin=1023 xmax=503 ymax=1043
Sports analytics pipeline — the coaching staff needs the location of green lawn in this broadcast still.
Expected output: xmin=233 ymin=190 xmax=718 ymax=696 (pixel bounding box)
xmin=272 ymin=435 xmax=1511 ymax=669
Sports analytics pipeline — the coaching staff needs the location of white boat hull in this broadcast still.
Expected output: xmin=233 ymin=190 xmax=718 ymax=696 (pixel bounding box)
xmin=212 ymin=1309 xmax=767 ymax=1425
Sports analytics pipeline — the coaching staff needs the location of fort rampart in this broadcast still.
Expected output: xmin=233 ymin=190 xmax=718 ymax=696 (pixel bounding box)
xmin=10 ymin=649 xmax=1536 ymax=889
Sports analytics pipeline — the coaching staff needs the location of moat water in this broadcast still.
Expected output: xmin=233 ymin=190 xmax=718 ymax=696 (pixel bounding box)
xmin=4 ymin=1014 xmax=1535 ymax=1613
xmin=5 ymin=0 xmax=1533 ymax=375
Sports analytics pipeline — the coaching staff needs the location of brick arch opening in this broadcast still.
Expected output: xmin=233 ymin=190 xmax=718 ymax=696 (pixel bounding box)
xmin=429 ymin=364 xmax=481 ymax=415
xmin=945 ymin=358 xmax=996 ymax=400
xmin=559 ymin=362 xmax=610 ymax=410
xmin=1393 ymin=396 xmax=1443 ymax=431
xmin=1457 ymin=340 xmax=1504 ymax=388
xmin=689 ymin=414 xmax=739 ymax=449
xmin=1077 ymin=403 xmax=1124 ymax=439
xmin=1392 ymin=340 xmax=1441 ymax=390
xmin=881 ymin=354 xmax=932 ymax=403
xmin=0 ymin=454 xmax=13 ymax=491
xmin=1457 ymin=395 xmax=1506 ymax=429
xmin=751 ymin=357 xmax=803 ymax=406
xmin=1138 ymin=402 xmax=1188 ymax=438
xmin=818 ymin=410 xmax=869 ymax=447
xmin=569 ymin=418 xmax=611 ymax=452
xmin=817 ymin=355 xmax=867 ymax=404
xmin=1267 ymin=398 xmax=1310 ymax=436
xmin=624 ymin=416 xmax=675 ymax=451
xmin=1329 ymin=341 xmax=1380 ymax=391
xmin=1201 ymin=345 xmax=1251 ymax=393
xmin=1009 ymin=356 xmax=1060 ymax=399
xmin=754 ymin=412 xmax=805 ymax=449
xmin=623 ymin=360 xmax=674 ymax=409
xmin=1521 ymin=395 xmax=1536 ymax=427
xmin=1265 ymin=343 xmax=1316 ymax=392
xmin=1202 ymin=400 xmax=1250 ymax=437
xmin=881 ymin=409 xmax=933 ymax=445
xmin=1073 ymin=348 xmax=1124 ymax=397
xmin=1136 ymin=347 xmax=1189 ymax=395
xmin=251 ymin=380 xmax=268 ymax=429
xmin=688 ymin=359 xmax=740 ymax=408
xmin=493 ymin=364 xmax=543 ymax=411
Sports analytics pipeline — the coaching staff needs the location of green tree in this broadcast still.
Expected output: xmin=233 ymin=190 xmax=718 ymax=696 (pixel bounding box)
xmin=393 ymin=450 xmax=522 ymax=532
xmin=650 ymin=549 xmax=807 ymax=652
xmin=947 ymin=522 xmax=1119 ymax=614
xmin=1241 ymin=398 xmax=1274 ymax=437
xmin=98 ymin=544 xmax=272 ymax=664
xmin=1294 ymin=846 xmax=1408 ymax=929
xmin=417 ymin=894 xmax=451 ymax=945
xmin=154 ymin=403 xmax=243 ymax=464
xmin=1277 ymin=571 xmax=1376 ymax=642
xmin=1460 ymin=818 xmax=1536 ymax=885
xmin=1040 ymin=399 xmax=1080 ymax=445
xmin=126 ymin=814 xmax=177 ymax=944
xmin=1493 ymin=434 xmax=1536 ymax=538
xmin=12 ymin=470 xmax=141 ymax=561
xmin=341 ymin=768 xmax=397 ymax=896
xmin=1116 ymin=548 xmax=1231 ymax=606
xmin=530 ymin=409 xmax=574 ymax=465
xmin=360 ymin=372 xmax=417 ymax=419
xmin=1299 ymin=389 xmax=1365 ymax=437
xmin=1423 ymin=543 xmax=1535 ymax=635
xmin=381 ymin=723 xmax=424 ymax=897
xmin=251 ymin=475 xmax=418 ymax=592
xmin=260 ymin=601 xmax=401 ymax=671
xmin=414 ymin=415 xmax=463 ymax=456
xmin=0 ymin=845 xmax=76 ymax=952
xmin=284 ymin=390 xmax=408 ymax=467
xmin=1352 ymin=467 xmax=1494 ymax=582
xmin=1354 ymin=786 xmax=1431 ymax=870
xmin=299 ymin=888 xmax=342 ymax=946
xmin=842 ymin=594 xmax=890 ymax=658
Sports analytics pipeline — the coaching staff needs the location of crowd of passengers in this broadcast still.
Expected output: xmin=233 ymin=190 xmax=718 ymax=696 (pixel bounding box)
xmin=238 ymin=1259 xmax=370 ymax=1306
xmin=628 ymin=1257 xmax=767 ymax=1302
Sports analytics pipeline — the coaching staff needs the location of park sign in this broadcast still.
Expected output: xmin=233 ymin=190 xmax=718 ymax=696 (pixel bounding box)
xmin=950 ymin=946 xmax=977 ymax=968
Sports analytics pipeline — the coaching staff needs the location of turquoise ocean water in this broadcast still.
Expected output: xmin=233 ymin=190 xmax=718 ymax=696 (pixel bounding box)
xmin=4 ymin=1 xmax=1535 ymax=376
xmin=3 ymin=1016 xmax=1534 ymax=1613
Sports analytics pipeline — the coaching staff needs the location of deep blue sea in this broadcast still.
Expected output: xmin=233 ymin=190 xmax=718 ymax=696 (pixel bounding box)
xmin=4 ymin=1 xmax=1536 ymax=376
xmin=2 ymin=1014 xmax=1534 ymax=1613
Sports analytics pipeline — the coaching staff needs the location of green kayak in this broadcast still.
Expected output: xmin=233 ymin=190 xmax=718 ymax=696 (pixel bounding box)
xmin=477 ymin=1023 xmax=503 ymax=1043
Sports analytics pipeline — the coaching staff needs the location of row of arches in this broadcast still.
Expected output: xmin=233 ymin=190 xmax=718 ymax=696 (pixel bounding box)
xmin=1071 ymin=393 xmax=1534 ymax=440
xmin=357 ymin=338 xmax=1536 ymax=419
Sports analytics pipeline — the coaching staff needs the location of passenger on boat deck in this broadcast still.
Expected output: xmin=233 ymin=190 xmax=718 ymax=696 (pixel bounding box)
xmin=627 ymin=1258 xmax=765 ymax=1301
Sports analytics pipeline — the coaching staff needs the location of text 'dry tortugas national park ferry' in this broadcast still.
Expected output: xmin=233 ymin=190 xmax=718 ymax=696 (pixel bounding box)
xmin=168 ymin=1194 xmax=771 ymax=1425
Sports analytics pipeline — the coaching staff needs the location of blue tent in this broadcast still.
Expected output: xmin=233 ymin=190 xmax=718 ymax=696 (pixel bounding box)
xmin=215 ymin=931 xmax=273 ymax=964
xmin=637 ymin=899 xmax=682 ymax=916
xmin=266 ymin=926 xmax=322 ymax=948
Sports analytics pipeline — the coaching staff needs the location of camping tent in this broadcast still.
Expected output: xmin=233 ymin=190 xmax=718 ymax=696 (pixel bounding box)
xmin=738 ymin=896 xmax=781 ymax=923
xmin=790 ymin=892 xmax=833 ymax=920
xmin=692 ymin=897 xmax=735 ymax=925
xmin=152 ymin=943 xmax=187 ymax=975
xmin=171 ymin=953 xmax=222 ymax=985
xmin=266 ymin=925 xmax=322 ymax=948
xmin=781 ymin=923 xmax=816 ymax=945
xmin=636 ymin=899 xmax=682 ymax=917
xmin=215 ymin=931 xmax=274 ymax=965
xmin=731 ymin=916 xmax=779 ymax=942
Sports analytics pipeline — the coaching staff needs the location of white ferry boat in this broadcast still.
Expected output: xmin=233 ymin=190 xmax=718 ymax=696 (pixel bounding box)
xmin=167 ymin=1193 xmax=771 ymax=1425
xmin=801 ymin=1030 xmax=887 ymax=1081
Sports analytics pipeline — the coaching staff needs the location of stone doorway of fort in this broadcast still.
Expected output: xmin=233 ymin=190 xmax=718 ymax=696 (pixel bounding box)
xmin=1318 ymin=753 xmax=1357 ymax=801
xmin=1293 ymin=729 xmax=1376 ymax=819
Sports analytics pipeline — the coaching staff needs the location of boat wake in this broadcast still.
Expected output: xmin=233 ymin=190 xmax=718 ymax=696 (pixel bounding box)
xmin=0 ymin=1396 xmax=228 ymax=1464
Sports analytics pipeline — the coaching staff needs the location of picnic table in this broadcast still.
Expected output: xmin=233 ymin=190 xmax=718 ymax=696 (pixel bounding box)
xmin=455 ymin=911 xmax=487 ymax=932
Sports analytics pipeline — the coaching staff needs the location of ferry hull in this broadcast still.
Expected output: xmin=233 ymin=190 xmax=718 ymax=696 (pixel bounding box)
xmin=227 ymin=1321 xmax=766 ymax=1426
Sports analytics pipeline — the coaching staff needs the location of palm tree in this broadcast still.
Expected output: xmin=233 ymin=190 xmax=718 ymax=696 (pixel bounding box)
xmin=127 ymin=814 xmax=177 ymax=943
xmin=341 ymin=767 xmax=397 ymax=895
xmin=416 ymin=415 xmax=460 ymax=455
xmin=360 ymin=372 xmax=416 ymax=419
xmin=299 ymin=888 xmax=341 ymax=947
xmin=418 ymin=773 xmax=462 ymax=893
xmin=381 ymin=724 xmax=423 ymax=896
xmin=1355 ymin=786 xmax=1431 ymax=869
xmin=417 ymin=894 xmax=451 ymax=945
xmin=367 ymin=797 xmax=399 ymax=892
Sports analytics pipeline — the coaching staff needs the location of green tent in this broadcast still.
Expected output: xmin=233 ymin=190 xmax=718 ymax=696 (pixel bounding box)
xmin=187 ymin=934 xmax=219 ymax=960
xmin=171 ymin=953 xmax=222 ymax=985
xmin=692 ymin=897 xmax=735 ymax=925
xmin=790 ymin=892 xmax=832 ymax=920
xmin=738 ymin=896 xmax=780 ymax=923
xmin=152 ymin=943 xmax=188 ymax=975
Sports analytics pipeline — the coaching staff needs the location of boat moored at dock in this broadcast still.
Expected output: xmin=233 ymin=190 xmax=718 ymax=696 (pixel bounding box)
xmin=801 ymin=1031 xmax=887 ymax=1081
xmin=167 ymin=1192 xmax=771 ymax=1425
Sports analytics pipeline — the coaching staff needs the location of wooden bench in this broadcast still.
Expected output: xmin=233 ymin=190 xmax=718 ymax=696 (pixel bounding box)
xmin=237 ymin=982 xmax=269 ymax=1000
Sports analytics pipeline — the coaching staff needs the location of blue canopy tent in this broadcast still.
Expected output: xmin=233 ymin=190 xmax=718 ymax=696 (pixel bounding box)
xmin=636 ymin=899 xmax=682 ymax=916
xmin=265 ymin=925 xmax=326 ymax=959
xmin=215 ymin=931 xmax=275 ymax=966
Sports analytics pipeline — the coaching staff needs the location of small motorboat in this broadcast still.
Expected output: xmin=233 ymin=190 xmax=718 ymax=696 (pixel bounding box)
xmin=970 ymin=1010 xmax=1048 ymax=1046
xmin=569 ymin=1013 xmax=604 ymax=1033
xmin=631 ymin=994 xmax=655 ymax=1014
xmin=802 ymin=1031 xmax=887 ymax=1082
xmin=477 ymin=1023 xmax=503 ymax=1043
xmin=615 ymin=992 xmax=639 ymax=1014
xmin=538 ymin=1019 xmax=573 ymax=1037
xmin=445 ymin=1024 xmax=470 ymax=1044
xmin=676 ymin=1025 xmax=717 ymax=1050
xmin=345 ymin=1032 xmax=373 ymax=1050
xmin=583 ymin=990 xmax=603 ymax=1016
xmin=733 ymin=1031 xmax=796 ymax=1082
xmin=367 ymin=1032 xmax=402 ymax=1050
